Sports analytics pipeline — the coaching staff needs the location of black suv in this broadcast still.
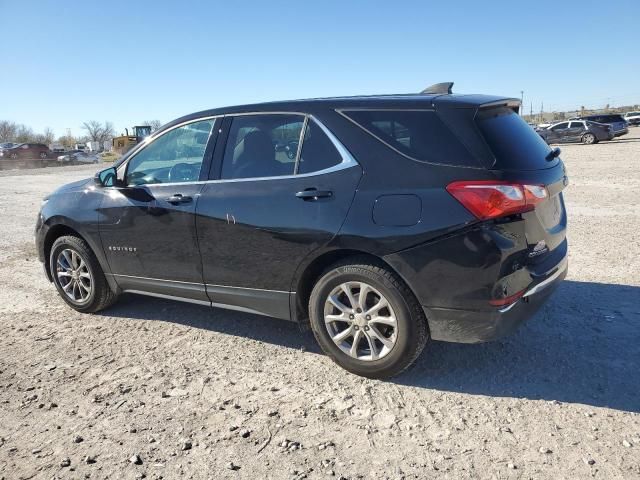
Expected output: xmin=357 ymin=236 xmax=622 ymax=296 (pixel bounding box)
xmin=36 ymin=85 xmax=568 ymax=378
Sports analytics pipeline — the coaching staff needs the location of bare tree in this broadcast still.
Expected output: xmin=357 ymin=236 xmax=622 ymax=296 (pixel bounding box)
xmin=15 ymin=125 xmax=35 ymax=143
xmin=82 ymin=121 xmax=115 ymax=144
xmin=0 ymin=121 xmax=18 ymax=142
xmin=143 ymin=120 xmax=163 ymax=133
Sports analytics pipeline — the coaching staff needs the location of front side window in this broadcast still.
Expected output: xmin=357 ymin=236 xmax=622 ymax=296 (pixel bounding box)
xmin=126 ymin=119 xmax=214 ymax=186
xmin=569 ymin=122 xmax=584 ymax=129
xmin=221 ymin=114 xmax=304 ymax=179
xmin=551 ymin=122 xmax=569 ymax=131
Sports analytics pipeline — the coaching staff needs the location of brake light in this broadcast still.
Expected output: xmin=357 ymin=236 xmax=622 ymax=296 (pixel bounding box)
xmin=446 ymin=180 xmax=548 ymax=220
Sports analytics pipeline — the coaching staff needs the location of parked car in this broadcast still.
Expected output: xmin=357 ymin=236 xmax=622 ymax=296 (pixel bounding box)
xmin=0 ymin=142 xmax=18 ymax=150
xmin=537 ymin=120 xmax=613 ymax=144
xmin=579 ymin=114 xmax=628 ymax=136
xmin=0 ymin=143 xmax=50 ymax=159
xmin=36 ymin=87 xmax=568 ymax=378
xmin=57 ymin=150 xmax=100 ymax=164
xmin=623 ymin=111 xmax=640 ymax=126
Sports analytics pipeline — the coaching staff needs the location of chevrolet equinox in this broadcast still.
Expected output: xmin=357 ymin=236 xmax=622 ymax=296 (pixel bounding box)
xmin=36 ymin=83 xmax=568 ymax=378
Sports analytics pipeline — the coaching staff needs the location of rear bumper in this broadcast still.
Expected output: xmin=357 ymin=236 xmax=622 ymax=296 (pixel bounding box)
xmin=425 ymin=257 xmax=567 ymax=343
xmin=613 ymin=128 xmax=628 ymax=137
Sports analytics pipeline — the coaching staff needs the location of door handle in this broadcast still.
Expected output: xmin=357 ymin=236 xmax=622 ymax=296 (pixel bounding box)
xmin=296 ymin=189 xmax=333 ymax=201
xmin=166 ymin=194 xmax=192 ymax=204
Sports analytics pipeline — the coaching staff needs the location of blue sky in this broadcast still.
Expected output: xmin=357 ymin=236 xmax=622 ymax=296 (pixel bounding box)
xmin=1 ymin=0 xmax=638 ymax=138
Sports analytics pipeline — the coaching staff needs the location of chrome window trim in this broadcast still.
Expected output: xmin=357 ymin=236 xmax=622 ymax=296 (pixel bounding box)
xmin=115 ymin=111 xmax=362 ymax=188
xmin=115 ymin=112 xmax=359 ymax=187
xmin=206 ymin=113 xmax=358 ymax=184
xmin=118 ymin=115 xmax=221 ymax=184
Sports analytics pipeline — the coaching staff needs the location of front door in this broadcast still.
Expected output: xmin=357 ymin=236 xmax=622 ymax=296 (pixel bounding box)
xmin=548 ymin=122 xmax=570 ymax=143
xmin=196 ymin=113 xmax=362 ymax=319
xmin=99 ymin=118 xmax=218 ymax=301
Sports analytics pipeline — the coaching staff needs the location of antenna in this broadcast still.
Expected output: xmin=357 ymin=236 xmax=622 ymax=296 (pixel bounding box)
xmin=420 ymin=82 xmax=454 ymax=94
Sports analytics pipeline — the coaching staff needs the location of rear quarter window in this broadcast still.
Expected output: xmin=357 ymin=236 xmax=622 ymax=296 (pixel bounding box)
xmin=476 ymin=107 xmax=556 ymax=171
xmin=341 ymin=109 xmax=478 ymax=167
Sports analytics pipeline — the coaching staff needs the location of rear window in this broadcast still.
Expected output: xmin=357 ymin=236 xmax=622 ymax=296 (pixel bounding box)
xmin=476 ymin=107 xmax=556 ymax=170
xmin=341 ymin=110 xmax=476 ymax=166
xmin=586 ymin=114 xmax=624 ymax=123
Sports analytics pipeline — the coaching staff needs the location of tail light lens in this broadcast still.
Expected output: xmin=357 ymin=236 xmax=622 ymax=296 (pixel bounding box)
xmin=446 ymin=180 xmax=548 ymax=220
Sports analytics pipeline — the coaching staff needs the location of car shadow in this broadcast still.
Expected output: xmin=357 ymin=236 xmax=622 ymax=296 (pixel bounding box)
xmin=102 ymin=280 xmax=640 ymax=413
xmin=399 ymin=280 xmax=640 ymax=413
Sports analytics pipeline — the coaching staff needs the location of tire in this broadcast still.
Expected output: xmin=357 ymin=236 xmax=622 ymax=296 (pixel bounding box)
xmin=582 ymin=133 xmax=596 ymax=144
xmin=10 ymin=153 xmax=18 ymax=159
xmin=49 ymin=235 xmax=118 ymax=313
xmin=308 ymin=258 xmax=428 ymax=379
xmin=39 ymin=152 xmax=48 ymax=159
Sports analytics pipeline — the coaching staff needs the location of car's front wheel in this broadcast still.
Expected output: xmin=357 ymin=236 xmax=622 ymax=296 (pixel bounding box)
xmin=50 ymin=235 xmax=117 ymax=313
xmin=582 ymin=133 xmax=597 ymax=144
xmin=308 ymin=259 xmax=428 ymax=379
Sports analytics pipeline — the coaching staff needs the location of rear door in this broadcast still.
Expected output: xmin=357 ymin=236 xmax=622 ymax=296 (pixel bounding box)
xmin=568 ymin=121 xmax=586 ymax=142
xmin=195 ymin=113 xmax=362 ymax=319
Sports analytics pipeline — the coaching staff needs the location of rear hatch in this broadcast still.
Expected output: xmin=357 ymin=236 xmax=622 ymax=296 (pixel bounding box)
xmin=474 ymin=106 xmax=568 ymax=272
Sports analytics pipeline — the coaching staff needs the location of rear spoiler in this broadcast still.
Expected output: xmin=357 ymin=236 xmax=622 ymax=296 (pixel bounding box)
xmin=478 ymin=98 xmax=521 ymax=113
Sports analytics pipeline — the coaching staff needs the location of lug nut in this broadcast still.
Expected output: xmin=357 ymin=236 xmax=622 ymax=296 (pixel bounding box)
xmin=354 ymin=325 xmax=359 ymax=330
xmin=365 ymin=315 xmax=371 ymax=320
xmin=356 ymin=308 xmax=362 ymax=313
xmin=364 ymin=326 xmax=370 ymax=331
xmin=349 ymin=314 xmax=354 ymax=320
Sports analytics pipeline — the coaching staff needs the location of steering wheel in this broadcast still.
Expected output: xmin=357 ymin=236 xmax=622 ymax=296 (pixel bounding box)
xmin=168 ymin=162 xmax=197 ymax=183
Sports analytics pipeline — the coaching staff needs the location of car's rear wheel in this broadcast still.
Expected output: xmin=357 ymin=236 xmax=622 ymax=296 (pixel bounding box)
xmin=582 ymin=133 xmax=596 ymax=144
xmin=50 ymin=235 xmax=117 ymax=313
xmin=10 ymin=153 xmax=18 ymax=159
xmin=308 ymin=259 xmax=428 ymax=379
xmin=39 ymin=152 xmax=48 ymax=159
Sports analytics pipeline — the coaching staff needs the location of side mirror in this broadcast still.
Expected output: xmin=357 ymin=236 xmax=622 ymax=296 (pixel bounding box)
xmin=95 ymin=166 xmax=117 ymax=187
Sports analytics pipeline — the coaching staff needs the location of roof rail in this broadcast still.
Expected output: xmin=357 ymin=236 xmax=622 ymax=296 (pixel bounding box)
xmin=420 ymin=82 xmax=454 ymax=95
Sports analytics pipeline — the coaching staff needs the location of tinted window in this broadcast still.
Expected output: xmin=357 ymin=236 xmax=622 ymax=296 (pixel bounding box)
xmin=342 ymin=110 xmax=474 ymax=165
xmin=551 ymin=122 xmax=569 ymax=131
xmin=569 ymin=122 xmax=584 ymax=129
xmin=221 ymin=114 xmax=303 ymax=179
xmin=297 ymin=120 xmax=342 ymax=174
xmin=476 ymin=107 xmax=555 ymax=170
xmin=587 ymin=115 xmax=624 ymax=123
xmin=126 ymin=119 xmax=214 ymax=185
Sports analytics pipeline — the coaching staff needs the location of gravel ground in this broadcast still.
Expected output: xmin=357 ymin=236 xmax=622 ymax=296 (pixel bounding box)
xmin=0 ymin=132 xmax=639 ymax=480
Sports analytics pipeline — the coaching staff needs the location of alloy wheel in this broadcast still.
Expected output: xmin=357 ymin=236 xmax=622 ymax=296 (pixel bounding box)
xmin=323 ymin=281 xmax=398 ymax=361
xmin=56 ymin=248 xmax=92 ymax=303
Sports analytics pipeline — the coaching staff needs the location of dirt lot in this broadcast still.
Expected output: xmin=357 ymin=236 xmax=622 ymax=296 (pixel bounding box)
xmin=1 ymin=132 xmax=639 ymax=480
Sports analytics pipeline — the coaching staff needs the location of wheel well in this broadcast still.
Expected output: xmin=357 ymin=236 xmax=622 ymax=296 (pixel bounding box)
xmin=294 ymin=249 xmax=399 ymax=326
xmin=42 ymin=224 xmax=86 ymax=280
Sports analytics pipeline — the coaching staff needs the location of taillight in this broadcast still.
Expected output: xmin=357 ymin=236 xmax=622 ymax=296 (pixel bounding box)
xmin=446 ymin=180 xmax=548 ymax=220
